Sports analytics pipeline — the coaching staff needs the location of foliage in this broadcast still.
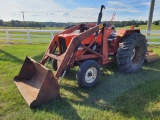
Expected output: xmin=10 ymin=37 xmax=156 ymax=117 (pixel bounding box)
xmin=0 ymin=19 xmax=3 ymax=26
xmin=153 ymin=21 xmax=159 ymax=25
xmin=112 ymin=20 xmax=146 ymax=27
xmin=134 ymin=24 xmax=139 ymax=27
xmin=0 ymin=19 xmax=158 ymax=28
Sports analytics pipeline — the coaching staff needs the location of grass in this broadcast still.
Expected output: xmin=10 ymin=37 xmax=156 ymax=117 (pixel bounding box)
xmin=0 ymin=43 xmax=160 ymax=120
xmin=116 ymin=24 xmax=160 ymax=30
xmin=0 ymin=26 xmax=64 ymax=43
xmin=0 ymin=26 xmax=64 ymax=30
xmin=0 ymin=24 xmax=160 ymax=119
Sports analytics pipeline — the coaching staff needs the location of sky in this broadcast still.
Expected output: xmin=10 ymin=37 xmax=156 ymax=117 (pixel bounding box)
xmin=0 ymin=0 xmax=160 ymax=22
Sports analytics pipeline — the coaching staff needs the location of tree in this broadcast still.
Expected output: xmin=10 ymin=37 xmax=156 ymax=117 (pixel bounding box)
xmin=139 ymin=21 xmax=145 ymax=25
xmin=125 ymin=21 xmax=132 ymax=26
xmin=153 ymin=21 xmax=159 ymax=25
xmin=135 ymin=24 xmax=139 ymax=27
xmin=0 ymin=19 xmax=3 ymax=26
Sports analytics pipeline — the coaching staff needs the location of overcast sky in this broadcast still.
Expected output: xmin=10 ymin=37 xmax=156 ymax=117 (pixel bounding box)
xmin=0 ymin=0 xmax=160 ymax=22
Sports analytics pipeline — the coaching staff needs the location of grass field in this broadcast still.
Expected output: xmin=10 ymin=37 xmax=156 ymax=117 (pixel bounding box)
xmin=0 ymin=24 xmax=160 ymax=119
xmin=116 ymin=24 xmax=160 ymax=30
xmin=0 ymin=26 xmax=64 ymax=43
xmin=0 ymin=42 xmax=160 ymax=120
xmin=0 ymin=26 xmax=64 ymax=30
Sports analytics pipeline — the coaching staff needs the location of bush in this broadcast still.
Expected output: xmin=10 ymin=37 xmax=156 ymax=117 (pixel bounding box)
xmin=154 ymin=21 xmax=159 ymax=25
xmin=135 ymin=24 xmax=139 ymax=27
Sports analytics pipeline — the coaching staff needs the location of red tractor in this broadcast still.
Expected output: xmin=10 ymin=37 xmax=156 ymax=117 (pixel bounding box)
xmin=14 ymin=5 xmax=157 ymax=107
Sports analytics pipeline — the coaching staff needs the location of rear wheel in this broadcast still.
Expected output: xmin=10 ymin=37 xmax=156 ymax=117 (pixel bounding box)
xmin=116 ymin=33 xmax=147 ymax=73
xmin=76 ymin=60 xmax=100 ymax=87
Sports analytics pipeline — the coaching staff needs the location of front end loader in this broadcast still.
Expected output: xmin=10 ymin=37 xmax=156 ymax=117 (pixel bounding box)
xmin=14 ymin=5 xmax=158 ymax=107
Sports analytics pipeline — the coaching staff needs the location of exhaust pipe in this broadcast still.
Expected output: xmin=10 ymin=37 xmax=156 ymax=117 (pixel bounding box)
xmin=95 ymin=5 xmax=105 ymax=36
xmin=97 ymin=5 xmax=105 ymax=25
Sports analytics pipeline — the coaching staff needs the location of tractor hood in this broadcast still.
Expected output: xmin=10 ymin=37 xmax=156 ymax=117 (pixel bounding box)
xmin=58 ymin=33 xmax=81 ymax=47
xmin=58 ymin=32 xmax=80 ymax=39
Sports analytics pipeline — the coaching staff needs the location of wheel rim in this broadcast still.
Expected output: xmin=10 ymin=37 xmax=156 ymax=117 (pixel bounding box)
xmin=132 ymin=44 xmax=144 ymax=65
xmin=85 ymin=67 xmax=97 ymax=83
xmin=131 ymin=48 xmax=135 ymax=60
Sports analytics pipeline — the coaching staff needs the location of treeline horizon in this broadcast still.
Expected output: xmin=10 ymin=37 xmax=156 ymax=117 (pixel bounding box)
xmin=0 ymin=19 xmax=159 ymax=28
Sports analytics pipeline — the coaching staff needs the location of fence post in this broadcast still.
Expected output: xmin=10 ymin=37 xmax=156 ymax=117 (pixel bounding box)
xmin=27 ymin=30 xmax=30 ymax=44
xmin=50 ymin=31 xmax=54 ymax=39
xmin=146 ymin=30 xmax=151 ymax=42
xmin=6 ymin=29 xmax=9 ymax=43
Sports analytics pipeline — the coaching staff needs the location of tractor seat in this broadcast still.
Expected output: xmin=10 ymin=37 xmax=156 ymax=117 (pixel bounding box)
xmin=108 ymin=32 xmax=116 ymax=41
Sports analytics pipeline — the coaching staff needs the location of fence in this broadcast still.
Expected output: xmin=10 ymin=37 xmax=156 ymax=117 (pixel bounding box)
xmin=0 ymin=29 xmax=63 ymax=44
xmin=0 ymin=29 xmax=160 ymax=44
xmin=141 ymin=30 xmax=160 ymax=44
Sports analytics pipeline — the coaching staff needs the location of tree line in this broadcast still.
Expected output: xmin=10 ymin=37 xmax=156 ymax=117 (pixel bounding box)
xmin=0 ymin=19 xmax=159 ymax=28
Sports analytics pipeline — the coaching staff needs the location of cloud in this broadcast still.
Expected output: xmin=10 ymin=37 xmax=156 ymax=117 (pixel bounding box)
xmin=0 ymin=0 xmax=71 ymax=21
xmin=74 ymin=7 xmax=96 ymax=11
xmin=62 ymin=12 xmax=69 ymax=16
xmin=67 ymin=0 xmax=77 ymax=5
xmin=141 ymin=2 xmax=150 ymax=6
xmin=0 ymin=0 xmax=159 ymax=22
xmin=106 ymin=0 xmax=140 ymax=13
xmin=107 ymin=1 xmax=126 ymax=7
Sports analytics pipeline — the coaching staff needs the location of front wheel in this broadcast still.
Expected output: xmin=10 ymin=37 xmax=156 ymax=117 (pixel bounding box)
xmin=76 ymin=60 xmax=100 ymax=87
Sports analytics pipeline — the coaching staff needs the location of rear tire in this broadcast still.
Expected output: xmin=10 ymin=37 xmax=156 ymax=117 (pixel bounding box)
xmin=116 ymin=33 xmax=147 ymax=73
xmin=76 ymin=60 xmax=100 ymax=87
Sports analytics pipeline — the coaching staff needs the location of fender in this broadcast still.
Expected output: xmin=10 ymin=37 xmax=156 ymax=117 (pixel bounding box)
xmin=117 ymin=29 xmax=140 ymax=38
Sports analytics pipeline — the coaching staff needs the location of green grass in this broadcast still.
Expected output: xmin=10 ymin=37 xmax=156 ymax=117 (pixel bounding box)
xmin=0 ymin=43 xmax=160 ymax=120
xmin=0 ymin=31 xmax=55 ymax=44
xmin=0 ymin=24 xmax=159 ymax=30
xmin=116 ymin=24 xmax=160 ymax=30
xmin=0 ymin=27 xmax=64 ymax=43
xmin=0 ymin=26 xmax=64 ymax=30
xmin=0 ymin=25 xmax=160 ymax=119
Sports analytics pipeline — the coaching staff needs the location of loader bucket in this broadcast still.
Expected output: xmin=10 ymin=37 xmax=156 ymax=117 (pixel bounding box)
xmin=14 ymin=57 xmax=59 ymax=108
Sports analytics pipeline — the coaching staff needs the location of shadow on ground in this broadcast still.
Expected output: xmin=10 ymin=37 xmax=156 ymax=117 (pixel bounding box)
xmin=33 ymin=60 xmax=160 ymax=119
xmin=2 ymin=47 xmax=158 ymax=119
xmin=0 ymin=50 xmax=23 ymax=63
xmin=0 ymin=49 xmax=45 ymax=64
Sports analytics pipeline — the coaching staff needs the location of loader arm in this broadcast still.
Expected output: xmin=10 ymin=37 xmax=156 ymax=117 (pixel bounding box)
xmin=40 ymin=24 xmax=81 ymax=65
xmin=54 ymin=24 xmax=104 ymax=78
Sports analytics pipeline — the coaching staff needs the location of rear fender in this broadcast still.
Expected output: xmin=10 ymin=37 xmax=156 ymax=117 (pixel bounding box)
xmin=117 ymin=29 xmax=140 ymax=38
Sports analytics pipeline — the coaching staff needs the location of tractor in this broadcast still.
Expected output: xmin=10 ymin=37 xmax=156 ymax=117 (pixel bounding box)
xmin=14 ymin=5 xmax=158 ymax=107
